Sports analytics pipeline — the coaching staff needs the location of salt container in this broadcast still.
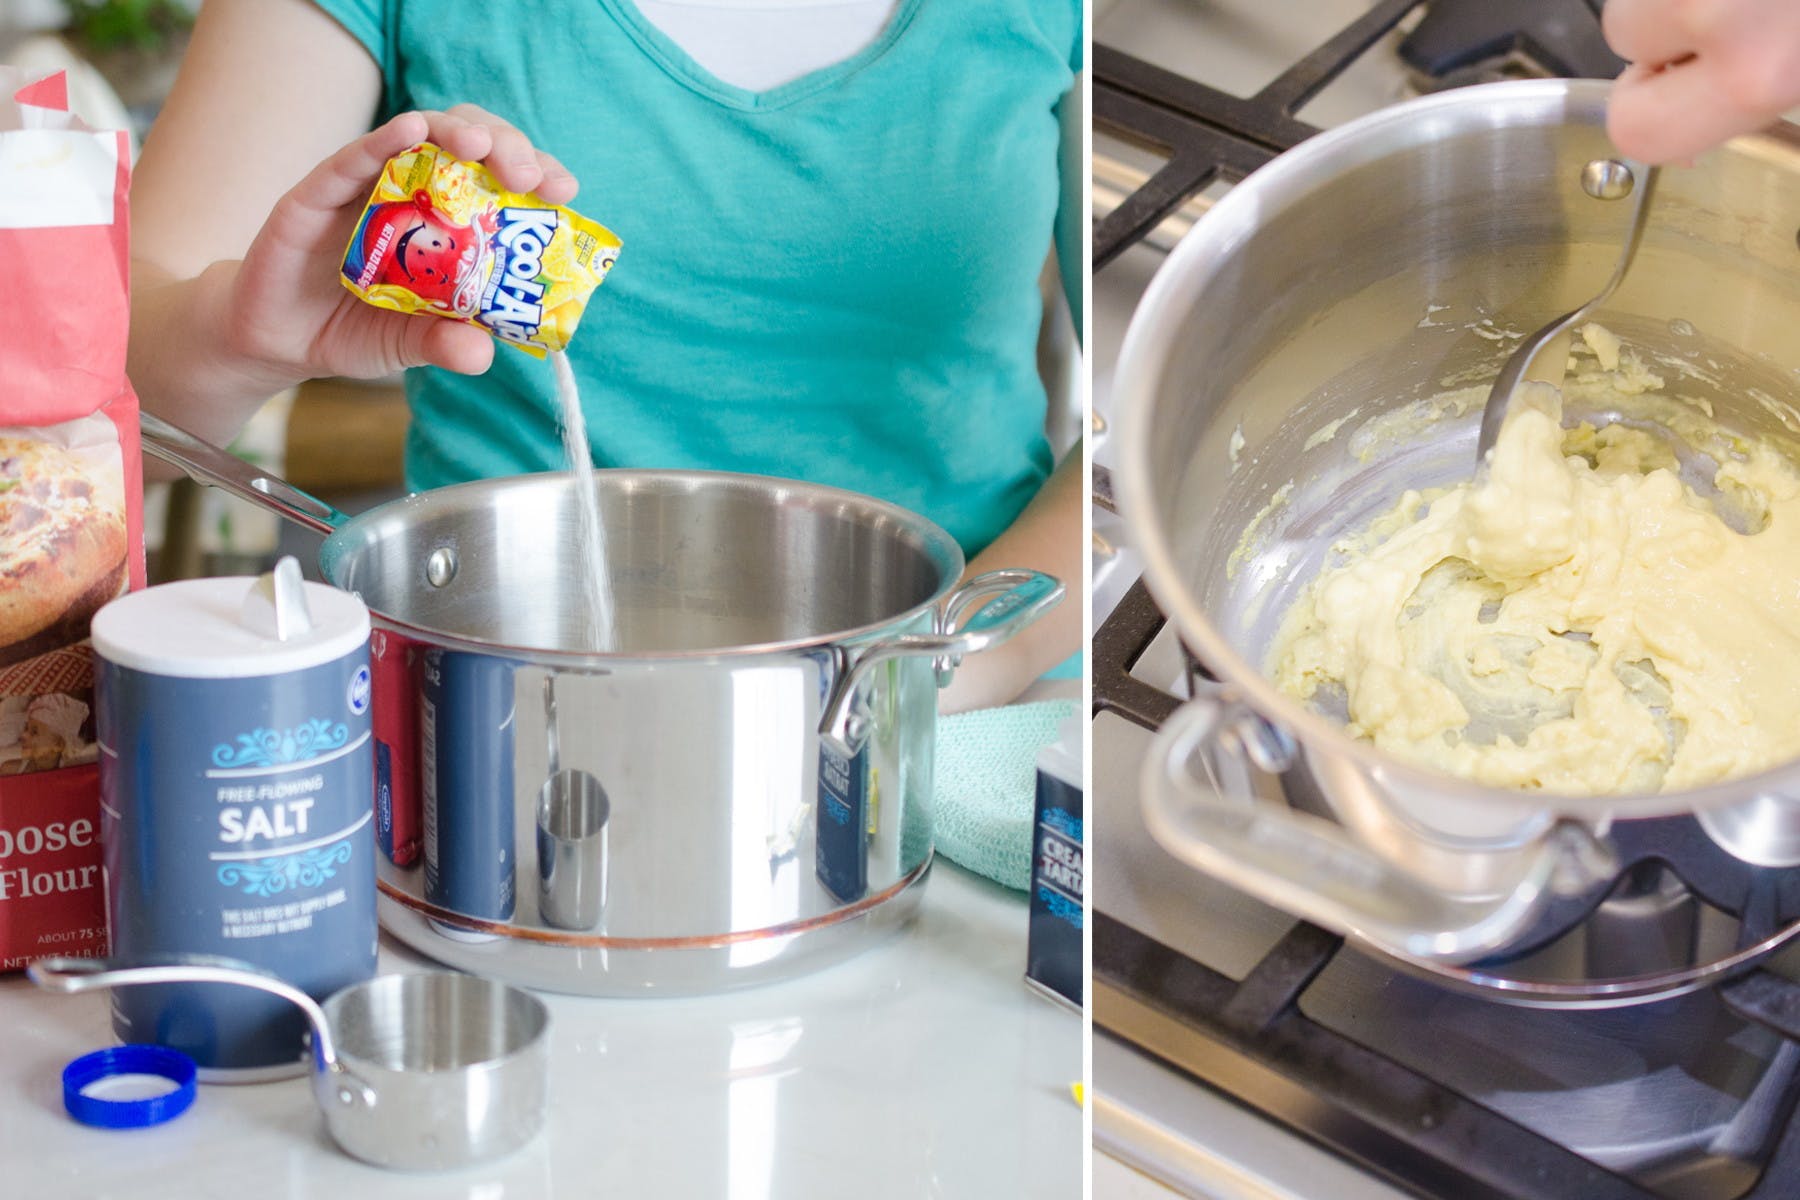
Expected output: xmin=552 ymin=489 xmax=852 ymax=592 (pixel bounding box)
xmin=90 ymin=557 xmax=375 ymax=1078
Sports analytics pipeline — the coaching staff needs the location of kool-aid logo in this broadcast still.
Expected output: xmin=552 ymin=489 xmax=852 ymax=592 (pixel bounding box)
xmin=482 ymin=206 xmax=559 ymax=345
xmin=348 ymin=666 xmax=371 ymax=715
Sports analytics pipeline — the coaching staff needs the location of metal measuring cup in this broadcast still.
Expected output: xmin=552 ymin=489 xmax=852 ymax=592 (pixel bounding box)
xmin=29 ymin=955 xmax=549 ymax=1170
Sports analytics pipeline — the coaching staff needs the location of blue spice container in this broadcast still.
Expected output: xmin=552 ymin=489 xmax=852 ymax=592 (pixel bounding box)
xmin=91 ymin=558 xmax=375 ymax=1079
xmin=1026 ymin=716 xmax=1083 ymax=1011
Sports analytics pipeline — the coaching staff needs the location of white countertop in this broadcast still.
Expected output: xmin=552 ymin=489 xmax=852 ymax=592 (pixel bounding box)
xmin=0 ymin=860 xmax=1081 ymax=1199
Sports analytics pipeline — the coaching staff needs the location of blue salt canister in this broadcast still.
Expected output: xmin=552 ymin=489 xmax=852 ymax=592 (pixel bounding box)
xmin=92 ymin=558 xmax=376 ymax=1080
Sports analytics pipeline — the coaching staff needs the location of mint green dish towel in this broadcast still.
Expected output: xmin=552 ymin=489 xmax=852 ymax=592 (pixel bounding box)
xmin=934 ymin=699 xmax=1078 ymax=891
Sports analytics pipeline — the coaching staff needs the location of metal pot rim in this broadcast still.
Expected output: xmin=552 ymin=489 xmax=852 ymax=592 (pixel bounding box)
xmin=1115 ymin=76 xmax=1800 ymax=819
xmin=322 ymin=467 xmax=970 ymax=665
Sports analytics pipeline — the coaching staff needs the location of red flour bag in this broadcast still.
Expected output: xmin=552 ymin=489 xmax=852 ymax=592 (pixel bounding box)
xmin=0 ymin=69 xmax=145 ymax=970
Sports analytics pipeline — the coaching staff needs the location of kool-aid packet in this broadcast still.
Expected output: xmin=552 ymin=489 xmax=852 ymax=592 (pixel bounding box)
xmin=340 ymin=142 xmax=621 ymax=357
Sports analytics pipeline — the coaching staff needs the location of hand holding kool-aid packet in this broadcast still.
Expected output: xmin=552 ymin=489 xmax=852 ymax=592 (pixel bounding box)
xmin=338 ymin=142 xmax=619 ymax=358
xmin=222 ymin=106 xmax=581 ymax=388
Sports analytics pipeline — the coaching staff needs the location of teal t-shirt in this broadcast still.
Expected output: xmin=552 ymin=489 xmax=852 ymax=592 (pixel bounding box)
xmin=314 ymin=0 xmax=1080 ymax=556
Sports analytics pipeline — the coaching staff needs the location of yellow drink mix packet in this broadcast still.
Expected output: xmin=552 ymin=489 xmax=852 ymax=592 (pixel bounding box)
xmin=339 ymin=141 xmax=621 ymax=357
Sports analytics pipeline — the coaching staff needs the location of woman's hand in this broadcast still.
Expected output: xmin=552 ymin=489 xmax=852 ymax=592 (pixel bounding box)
xmin=1604 ymin=0 xmax=1800 ymax=163
xmin=224 ymin=106 xmax=579 ymax=387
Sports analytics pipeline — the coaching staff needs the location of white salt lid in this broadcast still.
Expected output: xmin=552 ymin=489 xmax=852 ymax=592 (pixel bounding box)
xmin=91 ymin=558 xmax=370 ymax=679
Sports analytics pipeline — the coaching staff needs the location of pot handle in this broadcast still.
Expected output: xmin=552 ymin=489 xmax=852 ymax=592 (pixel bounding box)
xmin=818 ymin=569 xmax=1064 ymax=757
xmin=27 ymin=954 xmax=376 ymax=1113
xmin=141 ymin=412 xmax=348 ymax=537
xmin=1143 ymin=692 xmax=1605 ymax=965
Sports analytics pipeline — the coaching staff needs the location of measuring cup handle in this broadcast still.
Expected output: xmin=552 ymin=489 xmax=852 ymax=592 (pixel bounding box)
xmin=1143 ymin=693 xmax=1594 ymax=965
xmin=29 ymin=954 xmax=341 ymax=1073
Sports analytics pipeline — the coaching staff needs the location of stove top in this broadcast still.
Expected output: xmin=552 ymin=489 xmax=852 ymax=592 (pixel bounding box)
xmin=1088 ymin=3 xmax=1800 ymax=1197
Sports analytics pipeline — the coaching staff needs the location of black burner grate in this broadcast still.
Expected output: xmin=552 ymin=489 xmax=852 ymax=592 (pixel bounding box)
xmin=1400 ymin=0 xmax=1624 ymax=86
xmin=1091 ymin=3 xmax=1800 ymax=1197
xmin=1093 ymin=0 xmax=1627 ymax=268
xmin=1093 ymin=0 xmax=1421 ymax=268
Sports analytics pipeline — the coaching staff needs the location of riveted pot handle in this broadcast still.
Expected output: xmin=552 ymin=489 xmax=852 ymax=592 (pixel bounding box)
xmin=932 ymin=569 xmax=1065 ymax=676
xmin=818 ymin=569 xmax=1065 ymax=757
xmin=1144 ymin=693 xmax=1593 ymax=965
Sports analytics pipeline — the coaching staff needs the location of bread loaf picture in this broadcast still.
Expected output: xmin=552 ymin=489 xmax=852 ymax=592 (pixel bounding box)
xmin=0 ymin=437 xmax=128 ymax=668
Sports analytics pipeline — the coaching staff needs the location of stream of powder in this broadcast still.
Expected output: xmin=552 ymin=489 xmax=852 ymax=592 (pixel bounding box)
xmin=551 ymin=350 xmax=616 ymax=651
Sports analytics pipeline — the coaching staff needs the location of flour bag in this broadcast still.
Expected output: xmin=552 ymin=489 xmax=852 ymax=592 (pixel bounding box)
xmin=0 ymin=69 xmax=145 ymax=969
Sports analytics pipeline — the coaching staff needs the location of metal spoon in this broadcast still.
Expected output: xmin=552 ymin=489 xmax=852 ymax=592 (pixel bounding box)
xmin=1474 ymin=159 xmax=1661 ymax=465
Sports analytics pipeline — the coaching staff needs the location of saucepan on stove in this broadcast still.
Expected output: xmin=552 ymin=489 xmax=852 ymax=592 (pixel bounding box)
xmin=139 ymin=414 xmax=1063 ymax=995
xmin=1115 ymin=78 xmax=1800 ymax=969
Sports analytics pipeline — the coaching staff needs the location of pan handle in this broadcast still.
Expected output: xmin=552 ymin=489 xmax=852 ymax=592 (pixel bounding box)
xmin=27 ymin=954 xmax=382 ymax=1121
xmin=1142 ymin=691 xmax=1611 ymax=965
xmin=818 ymin=569 xmax=1064 ymax=757
xmin=141 ymin=412 xmax=348 ymax=537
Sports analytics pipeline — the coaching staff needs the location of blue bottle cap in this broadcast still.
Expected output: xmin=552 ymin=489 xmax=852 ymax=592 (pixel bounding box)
xmin=62 ymin=1045 xmax=198 ymax=1129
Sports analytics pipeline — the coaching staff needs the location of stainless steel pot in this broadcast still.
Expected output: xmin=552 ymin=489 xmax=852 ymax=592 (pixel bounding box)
xmin=1116 ymin=79 xmax=1800 ymax=966
xmin=141 ymin=416 xmax=1062 ymax=995
xmin=30 ymin=955 xmax=549 ymax=1170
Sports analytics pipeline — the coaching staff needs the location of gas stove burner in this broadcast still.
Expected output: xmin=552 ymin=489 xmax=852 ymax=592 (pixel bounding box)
xmin=1400 ymin=0 xmax=1626 ymax=92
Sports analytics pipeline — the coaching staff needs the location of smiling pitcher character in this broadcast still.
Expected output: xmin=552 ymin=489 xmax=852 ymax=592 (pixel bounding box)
xmin=342 ymin=189 xmax=500 ymax=317
xmin=337 ymin=142 xmax=620 ymax=356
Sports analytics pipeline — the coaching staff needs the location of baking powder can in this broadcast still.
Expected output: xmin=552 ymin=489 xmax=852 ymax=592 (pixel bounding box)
xmin=91 ymin=558 xmax=375 ymax=1079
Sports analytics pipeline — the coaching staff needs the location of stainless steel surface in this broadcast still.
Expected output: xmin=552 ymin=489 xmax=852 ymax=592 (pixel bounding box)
xmin=318 ymin=469 xmax=962 ymax=660
xmin=1475 ymin=157 xmax=1661 ymax=461
xmin=1382 ymin=911 xmax=1800 ymax=1009
xmin=425 ymin=546 xmax=457 ymax=589
xmin=28 ymin=956 xmax=550 ymax=1171
xmin=1114 ymin=77 xmax=1800 ymax=967
xmin=139 ymin=420 xmax=1065 ymax=995
xmin=1094 ymin=712 xmax=1301 ymax=985
xmin=320 ymin=972 xmax=549 ymax=1171
xmin=1582 ymin=157 xmax=1639 ymax=201
xmin=819 ymin=568 xmax=1064 ymax=758
xmin=535 ymin=768 xmax=609 ymax=931
xmin=377 ymin=861 xmax=936 ymax=996
xmin=1141 ymin=690 xmax=1610 ymax=964
xmin=1093 ymin=1035 xmax=1412 ymax=1200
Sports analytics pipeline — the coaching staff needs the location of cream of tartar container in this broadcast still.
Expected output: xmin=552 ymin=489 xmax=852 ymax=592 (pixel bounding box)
xmin=90 ymin=557 xmax=376 ymax=1080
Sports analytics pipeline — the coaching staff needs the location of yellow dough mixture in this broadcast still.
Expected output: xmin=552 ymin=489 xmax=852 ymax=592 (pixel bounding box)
xmin=1270 ymin=327 xmax=1800 ymax=795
